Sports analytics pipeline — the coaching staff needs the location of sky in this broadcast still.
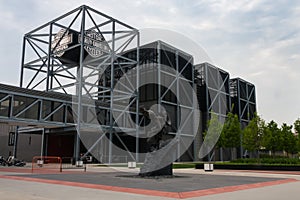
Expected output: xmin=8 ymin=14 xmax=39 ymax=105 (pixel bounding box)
xmin=0 ymin=0 xmax=300 ymax=127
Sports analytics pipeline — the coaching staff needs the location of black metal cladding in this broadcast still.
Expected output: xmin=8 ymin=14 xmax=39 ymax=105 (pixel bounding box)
xmin=101 ymin=41 xmax=194 ymax=132
xmin=194 ymin=62 xmax=231 ymax=131
xmin=230 ymin=78 xmax=256 ymax=128
xmin=103 ymin=41 xmax=193 ymax=90
xmin=97 ymin=40 xmax=195 ymax=160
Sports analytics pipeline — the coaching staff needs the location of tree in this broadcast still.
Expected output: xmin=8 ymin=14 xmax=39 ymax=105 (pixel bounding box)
xmin=294 ymin=118 xmax=300 ymax=134
xmin=242 ymin=113 xmax=264 ymax=157
xmin=261 ymin=120 xmax=283 ymax=156
xmin=222 ymin=112 xmax=241 ymax=159
xmin=281 ymin=123 xmax=297 ymax=157
xmin=295 ymin=119 xmax=300 ymax=152
xmin=203 ymin=113 xmax=223 ymax=147
xmin=203 ymin=112 xmax=223 ymax=161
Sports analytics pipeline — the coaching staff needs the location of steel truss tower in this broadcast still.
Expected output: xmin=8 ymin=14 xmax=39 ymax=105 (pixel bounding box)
xmin=20 ymin=5 xmax=140 ymax=162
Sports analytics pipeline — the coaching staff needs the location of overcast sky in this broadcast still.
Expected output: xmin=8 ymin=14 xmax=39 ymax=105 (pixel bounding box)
xmin=0 ymin=0 xmax=299 ymax=127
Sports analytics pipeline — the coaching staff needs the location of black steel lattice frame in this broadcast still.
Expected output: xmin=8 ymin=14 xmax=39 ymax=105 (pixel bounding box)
xmin=19 ymin=5 xmax=140 ymax=162
xmin=230 ymin=78 xmax=256 ymax=127
xmin=230 ymin=78 xmax=256 ymax=159
xmin=194 ymin=62 xmax=231 ymax=161
xmin=145 ymin=41 xmax=197 ymax=161
xmin=99 ymin=40 xmax=197 ymax=162
xmin=157 ymin=41 xmax=198 ymax=161
xmin=195 ymin=62 xmax=231 ymax=127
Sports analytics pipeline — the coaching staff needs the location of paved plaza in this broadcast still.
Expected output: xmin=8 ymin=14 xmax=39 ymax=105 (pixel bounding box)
xmin=0 ymin=166 xmax=299 ymax=199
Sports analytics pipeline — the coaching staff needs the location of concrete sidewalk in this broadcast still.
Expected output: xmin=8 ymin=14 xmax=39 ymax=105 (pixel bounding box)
xmin=0 ymin=167 xmax=299 ymax=200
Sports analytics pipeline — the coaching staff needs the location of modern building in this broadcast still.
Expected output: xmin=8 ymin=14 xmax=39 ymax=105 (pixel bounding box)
xmin=0 ymin=5 xmax=256 ymax=163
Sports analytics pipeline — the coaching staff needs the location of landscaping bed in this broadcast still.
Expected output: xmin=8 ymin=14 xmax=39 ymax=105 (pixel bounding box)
xmin=195 ymin=163 xmax=300 ymax=171
xmin=195 ymin=158 xmax=300 ymax=171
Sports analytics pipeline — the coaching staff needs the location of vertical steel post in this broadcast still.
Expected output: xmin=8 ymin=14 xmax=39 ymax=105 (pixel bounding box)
xmin=46 ymin=23 xmax=53 ymax=91
xmin=75 ymin=6 xmax=86 ymax=161
xmin=204 ymin=64 xmax=212 ymax=161
xmin=9 ymin=95 xmax=14 ymax=119
xmin=50 ymin=59 xmax=54 ymax=90
xmin=176 ymin=50 xmax=180 ymax=162
xmin=192 ymin=61 xmax=198 ymax=161
xmin=157 ymin=42 xmax=161 ymax=111
xmin=135 ymin=31 xmax=140 ymax=162
xmin=41 ymin=128 xmax=45 ymax=158
xmin=246 ymin=82 xmax=250 ymax=122
xmin=237 ymin=79 xmax=243 ymax=158
xmin=205 ymin=64 xmax=209 ymax=121
xmin=109 ymin=21 xmax=116 ymax=164
xmin=20 ymin=37 xmax=26 ymax=88
xmin=13 ymin=126 xmax=19 ymax=158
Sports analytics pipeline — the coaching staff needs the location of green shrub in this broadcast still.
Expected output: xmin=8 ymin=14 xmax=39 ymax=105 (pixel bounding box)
xmin=259 ymin=154 xmax=289 ymax=159
xmin=172 ymin=163 xmax=196 ymax=169
xmin=230 ymin=158 xmax=300 ymax=165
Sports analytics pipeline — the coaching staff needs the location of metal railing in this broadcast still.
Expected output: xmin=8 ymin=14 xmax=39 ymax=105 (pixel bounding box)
xmin=32 ymin=156 xmax=62 ymax=173
xmin=31 ymin=156 xmax=86 ymax=172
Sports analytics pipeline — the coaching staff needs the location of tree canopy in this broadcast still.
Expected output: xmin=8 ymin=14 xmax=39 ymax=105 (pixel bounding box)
xmin=203 ymin=112 xmax=223 ymax=149
xmin=242 ymin=113 xmax=263 ymax=152
xmin=281 ymin=123 xmax=297 ymax=155
xmin=261 ymin=120 xmax=282 ymax=153
xmin=222 ymin=112 xmax=241 ymax=148
xmin=202 ymin=112 xmax=300 ymax=159
xmin=294 ymin=118 xmax=300 ymax=135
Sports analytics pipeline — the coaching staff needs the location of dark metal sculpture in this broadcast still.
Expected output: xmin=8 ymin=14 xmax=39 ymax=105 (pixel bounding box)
xmin=139 ymin=107 xmax=175 ymax=177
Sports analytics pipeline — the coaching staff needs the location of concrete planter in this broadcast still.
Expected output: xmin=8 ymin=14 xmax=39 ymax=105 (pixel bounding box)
xmin=76 ymin=160 xmax=83 ymax=167
xmin=204 ymin=163 xmax=214 ymax=172
xmin=128 ymin=161 xmax=136 ymax=169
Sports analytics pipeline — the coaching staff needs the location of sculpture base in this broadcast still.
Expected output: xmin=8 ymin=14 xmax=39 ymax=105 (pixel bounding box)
xmin=139 ymin=163 xmax=173 ymax=177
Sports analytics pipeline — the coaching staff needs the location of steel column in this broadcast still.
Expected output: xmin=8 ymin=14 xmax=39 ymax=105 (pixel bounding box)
xmin=75 ymin=6 xmax=86 ymax=161
xmin=135 ymin=32 xmax=140 ymax=162
xmin=108 ymin=21 xmax=116 ymax=164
